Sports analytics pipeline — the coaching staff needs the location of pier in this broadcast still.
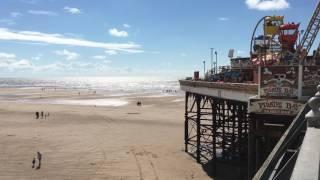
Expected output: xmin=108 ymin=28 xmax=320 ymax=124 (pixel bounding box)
xmin=180 ymin=66 xmax=320 ymax=179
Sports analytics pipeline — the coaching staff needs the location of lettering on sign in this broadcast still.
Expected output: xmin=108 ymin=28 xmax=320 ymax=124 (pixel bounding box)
xmin=260 ymin=66 xmax=298 ymax=99
xmin=249 ymin=99 xmax=304 ymax=115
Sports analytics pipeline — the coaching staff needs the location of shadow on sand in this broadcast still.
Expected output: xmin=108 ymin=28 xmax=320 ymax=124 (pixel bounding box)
xmin=202 ymin=160 xmax=248 ymax=180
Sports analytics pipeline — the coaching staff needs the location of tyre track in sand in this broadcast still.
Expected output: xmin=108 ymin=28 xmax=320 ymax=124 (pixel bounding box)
xmin=131 ymin=149 xmax=144 ymax=180
xmin=131 ymin=147 xmax=159 ymax=180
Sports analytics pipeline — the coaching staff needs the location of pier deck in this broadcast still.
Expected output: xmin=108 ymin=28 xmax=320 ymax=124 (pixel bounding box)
xmin=179 ymin=80 xmax=258 ymax=102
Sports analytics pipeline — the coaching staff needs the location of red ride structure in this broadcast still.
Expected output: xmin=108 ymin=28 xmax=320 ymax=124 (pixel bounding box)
xmin=279 ymin=23 xmax=300 ymax=53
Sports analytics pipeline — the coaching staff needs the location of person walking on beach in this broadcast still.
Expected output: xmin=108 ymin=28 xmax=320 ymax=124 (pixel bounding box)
xmin=35 ymin=112 xmax=39 ymax=119
xmin=41 ymin=111 xmax=44 ymax=119
xmin=32 ymin=157 xmax=36 ymax=168
xmin=36 ymin=151 xmax=42 ymax=169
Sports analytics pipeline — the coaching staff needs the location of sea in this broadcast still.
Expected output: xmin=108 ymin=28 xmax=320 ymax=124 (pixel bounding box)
xmin=0 ymin=76 xmax=182 ymax=97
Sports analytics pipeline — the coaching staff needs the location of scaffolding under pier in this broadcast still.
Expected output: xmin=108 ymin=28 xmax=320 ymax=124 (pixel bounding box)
xmin=180 ymin=80 xmax=258 ymax=179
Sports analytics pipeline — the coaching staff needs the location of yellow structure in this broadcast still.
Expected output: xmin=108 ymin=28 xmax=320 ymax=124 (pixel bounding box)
xmin=264 ymin=16 xmax=284 ymax=36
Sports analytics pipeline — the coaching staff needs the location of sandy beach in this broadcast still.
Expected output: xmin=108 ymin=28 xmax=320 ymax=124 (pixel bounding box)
xmin=0 ymin=87 xmax=210 ymax=180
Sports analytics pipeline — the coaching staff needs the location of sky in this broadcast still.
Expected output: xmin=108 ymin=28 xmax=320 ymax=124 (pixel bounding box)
xmin=0 ymin=0 xmax=318 ymax=78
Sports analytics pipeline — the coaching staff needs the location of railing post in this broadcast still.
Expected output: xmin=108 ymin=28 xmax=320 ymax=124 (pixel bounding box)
xmin=305 ymin=85 xmax=320 ymax=128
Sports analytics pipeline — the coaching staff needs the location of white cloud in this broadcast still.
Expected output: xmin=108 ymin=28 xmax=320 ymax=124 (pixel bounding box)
xmin=10 ymin=12 xmax=22 ymax=18
xmin=0 ymin=19 xmax=16 ymax=26
xmin=93 ymin=55 xmax=106 ymax=60
xmin=0 ymin=52 xmax=33 ymax=70
xmin=105 ymin=50 xmax=118 ymax=55
xmin=122 ymin=49 xmax=144 ymax=53
xmin=105 ymin=49 xmax=143 ymax=54
xmin=0 ymin=52 xmax=112 ymax=73
xmin=11 ymin=59 xmax=33 ymax=70
xmin=109 ymin=28 xmax=128 ymax=37
xmin=33 ymin=62 xmax=70 ymax=72
xmin=245 ymin=0 xmax=289 ymax=11
xmin=64 ymin=7 xmax=81 ymax=14
xmin=28 ymin=10 xmax=58 ymax=16
xmin=54 ymin=49 xmax=79 ymax=60
xmin=123 ymin=23 xmax=130 ymax=28
xmin=218 ymin=17 xmax=229 ymax=21
xmin=0 ymin=28 xmax=142 ymax=53
xmin=0 ymin=52 xmax=16 ymax=59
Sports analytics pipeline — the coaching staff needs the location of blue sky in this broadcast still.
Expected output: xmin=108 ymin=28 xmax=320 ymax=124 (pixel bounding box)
xmin=0 ymin=0 xmax=317 ymax=78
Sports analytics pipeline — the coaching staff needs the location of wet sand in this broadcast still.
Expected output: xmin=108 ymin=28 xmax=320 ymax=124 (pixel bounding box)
xmin=0 ymin=88 xmax=210 ymax=180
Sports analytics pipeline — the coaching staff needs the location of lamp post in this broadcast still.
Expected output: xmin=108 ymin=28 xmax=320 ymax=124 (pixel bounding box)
xmin=215 ymin=51 xmax=218 ymax=74
xmin=203 ymin=60 xmax=206 ymax=79
xmin=211 ymin=48 xmax=214 ymax=74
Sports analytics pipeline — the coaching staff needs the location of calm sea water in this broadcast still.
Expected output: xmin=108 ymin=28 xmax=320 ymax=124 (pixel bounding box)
xmin=0 ymin=76 xmax=181 ymax=96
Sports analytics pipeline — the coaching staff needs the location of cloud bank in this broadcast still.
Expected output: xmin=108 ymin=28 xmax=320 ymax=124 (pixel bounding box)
xmin=55 ymin=49 xmax=79 ymax=60
xmin=28 ymin=10 xmax=58 ymax=16
xmin=0 ymin=52 xmax=33 ymax=70
xmin=0 ymin=28 xmax=142 ymax=53
xmin=245 ymin=0 xmax=289 ymax=10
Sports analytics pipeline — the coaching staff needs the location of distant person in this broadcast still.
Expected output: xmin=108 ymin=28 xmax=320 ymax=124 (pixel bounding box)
xmin=137 ymin=101 xmax=142 ymax=106
xmin=32 ymin=157 xmax=36 ymax=168
xmin=41 ymin=111 xmax=44 ymax=119
xmin=78 ymin=92 xmax=80 ymax=96
xmin=35 ymin=112 xmax=39 ymax=119
xmin=36 ymin=151 xmax=42 ymax=169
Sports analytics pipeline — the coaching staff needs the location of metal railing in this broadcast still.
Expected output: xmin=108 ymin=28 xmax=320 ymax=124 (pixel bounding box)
xmin=252 ymin=104 xmax=309 ymax=180
xmin=253 ymin=85 xmax=320 ymax=180
xmin=290 ymin=85 xmax=320 ymax=180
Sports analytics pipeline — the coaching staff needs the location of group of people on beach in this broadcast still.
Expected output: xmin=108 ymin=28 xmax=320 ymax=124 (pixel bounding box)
xmin=163 ymin=89 xmax=178 ymax=93
xmin=35 ymin=111 xmax=50 ymax=119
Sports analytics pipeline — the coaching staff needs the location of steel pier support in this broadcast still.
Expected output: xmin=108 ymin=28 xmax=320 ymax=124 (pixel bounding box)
xmin=184 ymin=92 xmax=249 ymax=173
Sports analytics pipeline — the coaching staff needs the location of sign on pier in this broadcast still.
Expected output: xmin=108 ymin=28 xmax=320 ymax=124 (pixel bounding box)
xmin=249 ymin=98 xmax=304 ymax=116
xmin=260 ymin=66 xmax=298 ymax=99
